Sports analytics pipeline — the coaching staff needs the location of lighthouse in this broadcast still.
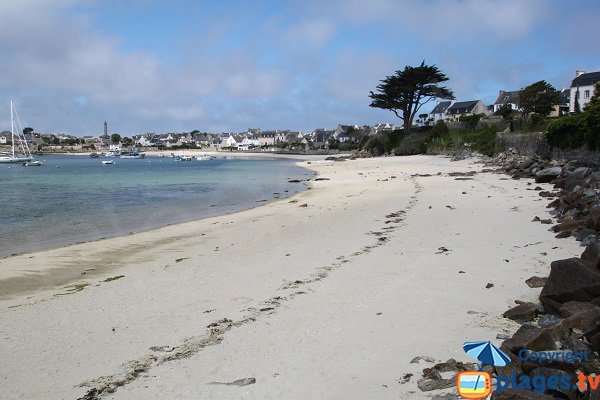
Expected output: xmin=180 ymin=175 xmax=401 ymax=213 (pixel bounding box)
xmin=104 ymin=121 xmax=108 ymax=137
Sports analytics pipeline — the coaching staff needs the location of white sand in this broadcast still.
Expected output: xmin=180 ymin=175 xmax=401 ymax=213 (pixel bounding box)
xmin=0 ymin=155 xmax=581 ymax=399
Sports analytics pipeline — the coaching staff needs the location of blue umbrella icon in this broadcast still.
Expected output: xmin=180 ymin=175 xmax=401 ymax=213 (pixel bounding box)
xmin=463 ymin=341 xmax=511 ymax=367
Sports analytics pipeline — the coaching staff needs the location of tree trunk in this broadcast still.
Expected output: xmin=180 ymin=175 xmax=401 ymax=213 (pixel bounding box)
xmin=403 ymin=110 xmax=412 ymax=131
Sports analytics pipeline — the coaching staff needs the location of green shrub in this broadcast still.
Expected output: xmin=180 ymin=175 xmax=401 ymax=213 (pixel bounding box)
xmin=338 ymin=142 xmax=358 ymax=151
xmin=364 ymin=134 xmax=391 ymax=156
xmin=430 ymin=120 xmax=449 ymax=137
xmin=394 ymin=132 xmax=433 ymax=156
xmin=546 ymin=115 xmax=586 ymax=149
xmin=459 ymin=114 xmax=482 ymax=132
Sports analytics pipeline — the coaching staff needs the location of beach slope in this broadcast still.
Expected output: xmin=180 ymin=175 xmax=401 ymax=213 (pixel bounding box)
xmin=0 ymin=155 xmax=580 ymax=399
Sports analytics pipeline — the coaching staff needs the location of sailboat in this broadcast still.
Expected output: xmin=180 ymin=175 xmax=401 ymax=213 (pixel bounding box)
xmin=0 ymin=101 xmax=34 ymax=164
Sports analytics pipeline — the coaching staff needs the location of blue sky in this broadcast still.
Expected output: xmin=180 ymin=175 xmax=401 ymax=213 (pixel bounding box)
xmin=0 ymin=0 xmax=599 ymax=136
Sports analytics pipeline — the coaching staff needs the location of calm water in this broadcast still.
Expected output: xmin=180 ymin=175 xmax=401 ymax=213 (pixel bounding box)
xmin=0 ymin=155 xmax=311 ymax=257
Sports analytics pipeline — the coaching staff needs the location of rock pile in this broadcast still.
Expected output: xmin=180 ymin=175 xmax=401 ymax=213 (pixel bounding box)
xmin=492 ymin=149 xmax=600 ymax=246
xmin=493 ymin=150 xmax=600 ymax=398
xmin=415 ymin=149 xmax=600 ymax=398
xmin=494 ymin=244 xmax=600 ymax=399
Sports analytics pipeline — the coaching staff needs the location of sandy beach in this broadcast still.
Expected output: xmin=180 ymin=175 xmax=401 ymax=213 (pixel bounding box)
xmin=0 ymin=155 xmax=582 ymax=399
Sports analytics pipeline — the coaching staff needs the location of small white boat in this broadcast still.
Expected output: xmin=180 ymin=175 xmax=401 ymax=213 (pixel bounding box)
xmin=102 ymin=160 xmax=114 ymax=165
xmin=23 ymin=160 xmax=43 ymax=166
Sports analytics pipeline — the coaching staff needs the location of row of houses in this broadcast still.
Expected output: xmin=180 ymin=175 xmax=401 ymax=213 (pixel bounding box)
xmin=428 ymin=70 xmax=600 ymax=123
xmin=123 ymin=123 xmax=395 ymax=151
xmin=0 ymin=122 xmax=397 ymax=152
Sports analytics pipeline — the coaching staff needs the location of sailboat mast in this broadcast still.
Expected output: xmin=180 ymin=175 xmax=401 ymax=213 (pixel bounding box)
xmin=10 ymin=100 xmax=14 ymax=158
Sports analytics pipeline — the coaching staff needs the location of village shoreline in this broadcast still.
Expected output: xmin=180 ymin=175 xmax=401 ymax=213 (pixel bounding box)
xmin=0 ymin=155 xmax=582 ymax=399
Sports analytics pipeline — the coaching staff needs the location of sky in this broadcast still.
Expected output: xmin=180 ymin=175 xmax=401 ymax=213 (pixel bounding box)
xmin=0 ymin=0 xmax=599 ymax=136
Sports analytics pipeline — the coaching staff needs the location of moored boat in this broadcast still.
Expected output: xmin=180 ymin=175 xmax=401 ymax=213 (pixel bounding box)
xmin=120 ymin=148 xmax=145 ymax=159
xmin=101 ymin=160 xmax=115 ymax=165
xmin=0 ymin=101 xmax=34 ymax=164
xmin=22 ymin=160 xmax=44 ymax=166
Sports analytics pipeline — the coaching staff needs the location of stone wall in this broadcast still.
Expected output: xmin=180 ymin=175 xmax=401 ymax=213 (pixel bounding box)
xmin=496 ymin=131 xmax=600 ymax=166
xmin=496 ymin=131 xmax=549 ymax=156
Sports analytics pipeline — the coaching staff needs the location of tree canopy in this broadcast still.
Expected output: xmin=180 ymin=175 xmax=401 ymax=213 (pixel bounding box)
xmin=518 ymin=80 xmax=560 ymax=117
xmin=111 ymin=133 xmax=121 ymax=143
xmin=22 ymin=127 xmax=34 ymax=135
xmin=369 ymin=61 xmax=455 ymax=131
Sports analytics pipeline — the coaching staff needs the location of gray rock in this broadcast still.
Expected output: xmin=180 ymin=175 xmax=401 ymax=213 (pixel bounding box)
xmin=525 ymin=276 xmax=547 ymax=288
xmin=207 ymin=377 xmax=256 ymax=387
xmin=540 ymin=257 xmax=600 ymax=314
xmin=503 ymin=302 xmax=540 ymax=323
xmin=535 ymin=167 xmax=562 ymax=183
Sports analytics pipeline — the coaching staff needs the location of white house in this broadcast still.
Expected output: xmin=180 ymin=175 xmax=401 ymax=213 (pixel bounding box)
xmin=445 ymin=100 xmax=490 ymax=121
xmin=429 ymin=101 xmax=452 ymax=123
xmin=239 ymin=135 xmax=259 ymax=151
xmin=224 ymin=134 xmax=240 ymax=149
xmin=570 ymin=70 xmax=600 ymax=113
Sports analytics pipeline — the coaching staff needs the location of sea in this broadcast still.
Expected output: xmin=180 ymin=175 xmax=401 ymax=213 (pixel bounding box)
xmin=0 ymin=155 xmax=311 ymax=257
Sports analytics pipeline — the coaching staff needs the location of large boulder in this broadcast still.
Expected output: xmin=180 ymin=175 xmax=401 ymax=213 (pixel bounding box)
xmin=535 ymin=167 xmax=562 ymax=183
xmin=502 ymin=323 xmax=565 ymax=353
xmin=551 ymin=220 xmax=585 ymax=233
xmin=564 ymin=167 xmax=593 ymax=191
xmin=539 ymin=258 xmax=600 ymax=315
xmin=581 ymin=243 xmax=600 ymax=271
xmin=503 ymin=302 xmax=541 ymax=323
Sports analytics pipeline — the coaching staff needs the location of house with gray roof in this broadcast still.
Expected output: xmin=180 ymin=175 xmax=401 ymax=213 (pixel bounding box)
xmin=429 ymin=101 xmax=452 ymax=123
xmin=570 ymin=70 xmax=600 ymax=113
xmin=445 ymin=100 xmax=489 ymax=121
xmin=493 ymin=90 xmax=521 ymax=113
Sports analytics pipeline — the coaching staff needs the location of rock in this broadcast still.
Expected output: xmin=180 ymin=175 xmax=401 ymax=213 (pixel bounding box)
xmin=432 ymin=394 xmax=456 ymax=400
xmin=540 ymin=258 xmax=600 ymax=314
xmin=590 ymin=332 xmax=600 ymax=352
xmin=486 ymin=283 xmax=494 ymax=289
xmin=503 ymin=302 xmax=540 ymax=323
xmin=535 ymin=167 xmax=562 ymax=183
xmin=416 ymin=375 xmax=455 ymax=392
xmin=540 ymin=219 xmax=552 ymax=224
xmin=207 ymin=377 xmax=256 ymax=386
xmin=525 ymin=276 xmax=547 ymax=288
xmin=582 ymin=242 xmax=600 ymax=272
xmin=491 ymin=388 xmax=554 ymax=399
xmin=529 ymin=367 xmax=578 ymax=399
xmin=502 ymin=323 xmax=565 ymax=352
xmin=565 ymin=167 xmax=593 ymax=188
xmin=576 ymin=228 xmax=598 ymax=241
xmin=410 ymin=356 xmax=436 ymax=364
xmin=582 ymin=235 xmax=600 ymax=246
xmin=555 ymin=231 xmax=572 ymax=239
xmin=418 ymin=359 xmax=475 ymax=392
xmin=299 ymin=203 xmax=308 ymax=207
xmin=562 ymin=304 xmax=600 ymax=334
xmin=552 ymin=219 xmax=584 ymax=232
xmin=588 ymin=210 xmax=600 ymax=231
